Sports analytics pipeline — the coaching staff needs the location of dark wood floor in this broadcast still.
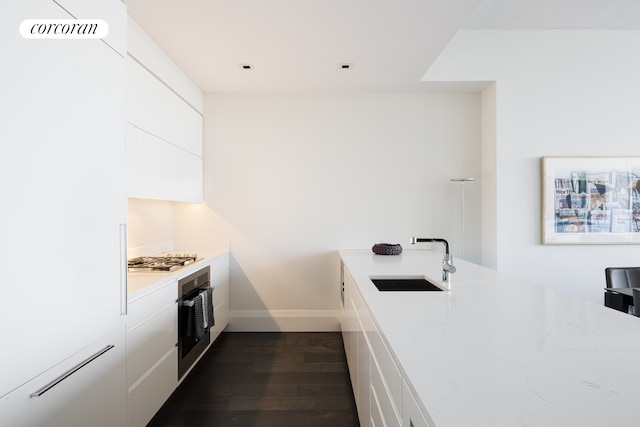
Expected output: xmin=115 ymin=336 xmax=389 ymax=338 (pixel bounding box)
xmin=148 ymin=332 xmax=360 ymax=427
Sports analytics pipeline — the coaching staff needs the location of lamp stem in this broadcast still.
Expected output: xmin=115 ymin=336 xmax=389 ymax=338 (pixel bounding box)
xmin=461 ymin=182 xmax=465 ymax=259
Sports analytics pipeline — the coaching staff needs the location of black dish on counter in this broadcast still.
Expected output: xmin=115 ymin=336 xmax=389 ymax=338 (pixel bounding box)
xmin=372 ymin=243 xmax=402 ymax=255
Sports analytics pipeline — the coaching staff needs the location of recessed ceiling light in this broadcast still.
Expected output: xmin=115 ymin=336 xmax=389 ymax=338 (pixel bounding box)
xmin=239 ymin=63 xmax=253 ymax=70
xmin=339 ymin=63 xmax=353 ymax=70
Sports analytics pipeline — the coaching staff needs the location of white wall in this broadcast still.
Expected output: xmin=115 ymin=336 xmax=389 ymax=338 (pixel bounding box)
xmin=480 ymin=83 xmax=497 ymax=269
xmin=127 ymin=198 xmax=174 ymax=257
xmin=173 ymin=92 xmax=481 ymax=330
xmin=424 ymin=30 xmax=640 ymax=303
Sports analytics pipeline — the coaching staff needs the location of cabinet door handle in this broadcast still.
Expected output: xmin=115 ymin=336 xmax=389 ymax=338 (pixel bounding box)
xmin=120 ymin=223 xmax=128 ymax=315
xmin=30 ymin=345 xmax=115 ymax=398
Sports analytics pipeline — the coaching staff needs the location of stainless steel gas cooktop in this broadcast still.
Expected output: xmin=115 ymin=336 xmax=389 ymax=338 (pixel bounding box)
xmin=127 ymin=254 xmax=200 ymax=272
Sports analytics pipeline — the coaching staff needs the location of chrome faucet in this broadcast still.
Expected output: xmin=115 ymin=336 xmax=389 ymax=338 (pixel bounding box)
xmin=410 ymin=237 xmax=456 ymax=282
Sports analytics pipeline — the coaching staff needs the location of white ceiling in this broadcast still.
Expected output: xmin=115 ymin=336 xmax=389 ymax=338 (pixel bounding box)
xmin=464 ymin=0 xmax=640 ymax=30
xmin=126 ymin=0 xmax=640 ymax=93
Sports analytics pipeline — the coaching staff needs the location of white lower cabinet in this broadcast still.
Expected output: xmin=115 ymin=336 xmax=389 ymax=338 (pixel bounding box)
xmin=370 ymin=332 xmax=402 ymax=413
xmin=356 ymin=317 xmax=372 ymax=427
xmin=371 ymin=384 xmax=385 ymax=427
xmin=342 ymin=268 xmax=369 ymax=426
xmin=343 ymin=268 xmax=372 ymax=427
xmin=402 ymin=380 xmax=432 ymax=427
xmin=0 ymin=327 xmax=126 ymax=427
xmin=126 ymin=279 xmax=178 ymax=427
xmin=371 ymin=355 xmax=401 ymax=427
xmin=210 ymin=253 xmax=231 ymax=341
xmin=341 ymin=271 xmax=359 ymax=399
xmin=341 ymin=265 xmax=430 ymax=427
xmin=127 ymin=349 xmax=177 ymax=427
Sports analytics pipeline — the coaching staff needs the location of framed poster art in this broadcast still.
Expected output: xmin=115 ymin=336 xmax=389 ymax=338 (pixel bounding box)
xmin=542 ymin=156 xmax=640 ymax=244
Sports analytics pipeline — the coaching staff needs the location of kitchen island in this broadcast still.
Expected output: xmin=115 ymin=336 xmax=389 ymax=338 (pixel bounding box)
xmin=340 ymin=249 xmax=640 ymax=427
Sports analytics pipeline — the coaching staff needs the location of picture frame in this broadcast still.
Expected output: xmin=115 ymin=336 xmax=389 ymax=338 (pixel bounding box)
xmin=542 ymin=156 xmax=640 ymax=244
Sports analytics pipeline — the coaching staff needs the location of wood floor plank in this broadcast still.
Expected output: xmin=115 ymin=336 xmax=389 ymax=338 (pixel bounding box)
xmin=226 ymin=396 xmax=356 ymax=411
xmin=148 ymin=332 xmax=359 ymax=427
xmin=298 ymin=382 xmax=353 ymax=397
xmin=248 ymin=361 xmax=348 ymax=373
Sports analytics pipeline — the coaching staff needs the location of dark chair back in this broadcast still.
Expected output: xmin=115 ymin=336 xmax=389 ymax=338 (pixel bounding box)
xmin=604 ymin=267 xmax=640 ymax=288
xmin=633 ymin=289 xmax=640 ymax=318
xmin=604 ymin=267 xmax=640 ymax=313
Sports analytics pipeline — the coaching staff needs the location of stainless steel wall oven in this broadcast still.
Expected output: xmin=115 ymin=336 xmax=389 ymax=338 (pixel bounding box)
xmin=177 ymin=265 xmax=212 ymax=379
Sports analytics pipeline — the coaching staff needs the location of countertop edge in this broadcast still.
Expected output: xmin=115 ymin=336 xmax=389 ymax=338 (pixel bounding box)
xmin=127 ymin=243 xmax=230 ymax=301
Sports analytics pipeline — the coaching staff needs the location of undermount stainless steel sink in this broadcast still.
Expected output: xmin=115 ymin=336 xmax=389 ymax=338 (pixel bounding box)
xmin=369 ymin=275 xmax=446 ymax=292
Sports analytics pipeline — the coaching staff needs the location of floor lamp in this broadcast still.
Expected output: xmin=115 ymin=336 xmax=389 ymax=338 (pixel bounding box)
xmin=450 ymin=177 xmax=475 ymax=259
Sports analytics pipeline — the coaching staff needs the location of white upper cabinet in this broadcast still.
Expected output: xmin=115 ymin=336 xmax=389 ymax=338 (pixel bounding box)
xmin=126 ymin=123 xmax=203 ymax=202
xmin=0 ymin=0 xmax=127 ymax=414
xmin=127 ymin=15 xmax=203 ymax=115
xmin=53 ymin=0 xmax=126 ymax=56
xmin=126 ymin=16 xmax=204 ymax=202
xmin=127 ymin=57 xmax=203 ymax=157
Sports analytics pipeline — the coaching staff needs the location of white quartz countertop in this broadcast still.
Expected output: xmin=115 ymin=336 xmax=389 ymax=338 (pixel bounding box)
xmin=127 ymin=243 xmax=229 ymax=300
xmin=339 ymin=249 xmax=640 ymax=427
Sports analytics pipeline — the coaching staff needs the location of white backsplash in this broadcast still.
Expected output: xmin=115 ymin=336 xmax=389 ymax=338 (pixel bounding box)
xmin=127 ymin=198 xmax=174 ymax=257
xmin=127 ymin=198 xmax=227 ymax=258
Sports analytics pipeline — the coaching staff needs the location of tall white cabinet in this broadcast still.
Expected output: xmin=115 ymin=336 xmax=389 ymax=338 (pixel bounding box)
xmin=0 ymin=0 xmax=127 ymax=425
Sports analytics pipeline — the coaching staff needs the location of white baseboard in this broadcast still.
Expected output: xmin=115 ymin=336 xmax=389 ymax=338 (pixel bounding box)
xmin=227 ymin=309 xmax=341 ymax=332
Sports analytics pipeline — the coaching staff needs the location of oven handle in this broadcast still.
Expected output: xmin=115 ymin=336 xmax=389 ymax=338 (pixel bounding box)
xmin=180 ymin=286 xmax=214 ymax=307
